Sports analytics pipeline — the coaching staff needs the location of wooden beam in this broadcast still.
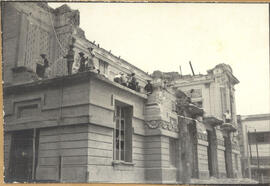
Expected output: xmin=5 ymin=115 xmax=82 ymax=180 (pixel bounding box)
xmin=31 ymin=128 xmax=36 ymax=180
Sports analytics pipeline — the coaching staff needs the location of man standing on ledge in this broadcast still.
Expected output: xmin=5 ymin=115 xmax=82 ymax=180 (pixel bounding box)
xmin=78 ymin=52 xmax=88 ymax=73
xmin=224 ymin=110 xmax=231 ymax=123
xmin=64 ymin=45 xmax=75 ymax=75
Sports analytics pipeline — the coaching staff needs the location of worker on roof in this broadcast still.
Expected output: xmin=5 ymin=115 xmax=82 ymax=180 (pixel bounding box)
xmin=114 ymin=72 xmax=122 ymax=83
xmin=78 ymin=52 xmax=88 ymax=73
xmin=64 ymin=45 xmax=75 ymax=75
xmin=144 ymin=80 xmax=153 ymax=95
xmin=36 ymin=54 xmax=49 ymax=78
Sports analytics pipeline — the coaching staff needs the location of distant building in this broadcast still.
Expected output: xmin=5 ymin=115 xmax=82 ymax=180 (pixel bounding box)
xmin=2 ymin=2 xmax=247 ymax=184
xmin=166 ymin=63 xmax=242 ymax=179
xmin=238 ymin=114 xmax=270 ymax=183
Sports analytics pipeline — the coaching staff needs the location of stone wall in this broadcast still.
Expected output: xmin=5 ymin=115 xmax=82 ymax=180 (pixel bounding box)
xmin=216 ymin=129 xmax=227 ymax=177
xmin=4 ymin=133 xmax=12 ymax=178
xmin=231 ymin=151 xmax=241 ymax=178
xmin=36 ymin=125 xmax=89 ymax=182
xmin=87 ymin=123 xmax=146 ymax=183
xmin=4 ymin=77 xmax=91 ymax=132
xmin=217 ymin=147 xmax=227 ymax=178
xmin=2 ymin=3 xmax=21 ymax=84
xmin=197 ymin=141 xmax=210 ymax=179
xmin=145 ymin=135 xmax=177 ymax=183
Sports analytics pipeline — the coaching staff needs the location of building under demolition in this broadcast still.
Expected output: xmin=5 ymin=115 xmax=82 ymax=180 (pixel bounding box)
xmin=3 ymin=2 xmax=245 ymax=183
xmin=238 ymin=114 xmax=270 ymax=183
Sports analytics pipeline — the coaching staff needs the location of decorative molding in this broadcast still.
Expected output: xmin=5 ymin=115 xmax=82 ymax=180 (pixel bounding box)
xmin=145 ymin=120 xmax=179 ymax=132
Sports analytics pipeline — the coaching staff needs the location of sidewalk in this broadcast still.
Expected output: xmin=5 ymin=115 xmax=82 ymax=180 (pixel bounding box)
xmin=190 ymin=177 xmax=258 ymax=184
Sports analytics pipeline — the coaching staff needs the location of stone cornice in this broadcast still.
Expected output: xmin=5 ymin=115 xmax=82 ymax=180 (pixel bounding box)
xmin=203 ymin=116 xmax=223 ymax=127
xmin=174 ymin=78 xmax=214 ymax=87
xmin=220 ymin=123 xmax=237 ymax=133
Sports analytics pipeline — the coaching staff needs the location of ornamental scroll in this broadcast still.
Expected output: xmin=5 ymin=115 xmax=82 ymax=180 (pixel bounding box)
xmin=145 ymin=120 xmax=179 ymax=132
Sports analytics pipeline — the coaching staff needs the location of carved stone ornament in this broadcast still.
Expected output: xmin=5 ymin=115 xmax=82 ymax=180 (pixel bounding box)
xmin=145 ymin=120 xmax=161 ymax=129
xmin=145 ymin=120 xmax=179 ymax=132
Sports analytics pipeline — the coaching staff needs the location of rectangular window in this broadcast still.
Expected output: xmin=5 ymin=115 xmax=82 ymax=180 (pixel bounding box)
xmin=220 ymin=87 xmax=227 ymax=117
xmin=113 ymin=103 xmax=133 ymax=162
xmin=169 ymin=138 xmax=177 ymax=167
xmin=99 ymin=59 xmax=107 ymax=75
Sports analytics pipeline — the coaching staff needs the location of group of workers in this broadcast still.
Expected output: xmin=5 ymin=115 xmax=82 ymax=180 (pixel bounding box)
xmin=36 ymin=45 xmax=154 ymax=95
xmin=64 ymin=45 xmax=98 ymax=75
xmin=113 ymin=72 xmax=153 ymax=94
xmin=114 ymin=72 xmax=139 ymax=91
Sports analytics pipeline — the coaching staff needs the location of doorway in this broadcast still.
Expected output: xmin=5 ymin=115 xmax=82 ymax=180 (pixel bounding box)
xmin=7 ymin=129 xmax=39 ymax=182
xmin=189 ymin=124 xmax=198 ymax=178
xmin=207 ymin=130 xmax=213 ymax=177
xmin=223 ymin=136 xmax=229 ymax=177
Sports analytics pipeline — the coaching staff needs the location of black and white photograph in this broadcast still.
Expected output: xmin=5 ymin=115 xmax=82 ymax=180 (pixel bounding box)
xmin=1 ymin=1 xmax=270 ymax=184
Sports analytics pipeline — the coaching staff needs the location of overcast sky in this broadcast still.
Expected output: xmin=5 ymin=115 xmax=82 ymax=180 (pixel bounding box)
xmin=49 ymin=2 xmax=270 ymax=115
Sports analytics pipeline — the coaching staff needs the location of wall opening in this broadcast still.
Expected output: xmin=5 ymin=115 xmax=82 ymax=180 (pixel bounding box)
xmin=207 ymin=130 xmax=214 ymax=177
xmin=6 ymin=129 xmax=39 ymax=183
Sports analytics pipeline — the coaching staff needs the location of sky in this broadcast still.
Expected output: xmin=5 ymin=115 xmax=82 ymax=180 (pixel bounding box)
xmin=49 ymin=2 xmax=270 ymax=115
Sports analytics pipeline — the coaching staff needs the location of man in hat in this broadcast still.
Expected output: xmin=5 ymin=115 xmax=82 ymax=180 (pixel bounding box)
xmin=135 ymin=82 xmax=140 ymax=92
xmin=64 ymin=45 xmax=75 ymax=75
xmin=86 ymin=47 xmax=95 ymax=71
xmin=114 ymin=72 xmax=122 ymax=83
xmin=36 ymin=54 xmax=49 ymax=78
xmin=78 ymin=52 xmax=88 ymax=73
xmin=128 ymin=72 xmax=137 ymax=90
xmin=120 ymin=73 xmax=128 ymax=86
xmin=144 ymin=80 xmax=153 ymax=95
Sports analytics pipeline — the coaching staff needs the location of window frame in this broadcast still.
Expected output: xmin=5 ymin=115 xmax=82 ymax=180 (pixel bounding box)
xmin=98 ymin=59 xmax=108 ymax=75
xmin=114 ymin=105 xmax=126 ymax=161
xmin=113 ymin=101 xmax=133 ymax=164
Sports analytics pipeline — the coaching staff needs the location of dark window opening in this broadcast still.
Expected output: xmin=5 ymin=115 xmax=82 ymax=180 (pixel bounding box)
xmin=6 ymin=129 xmax=39 ymax=183
xmin=207 ymin=130 xmax=214 ymax=177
